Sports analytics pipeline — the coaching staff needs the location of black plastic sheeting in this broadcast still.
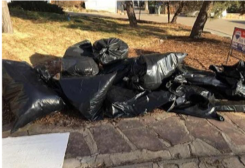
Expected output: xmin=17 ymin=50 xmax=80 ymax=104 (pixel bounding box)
xmin=64 ymin=40 xmax=94 ymax=57
xmin=125 ymin=53 xmax=187 ymax=91
xmin=93 ymin=38 xmax=129 ymax=65
xmin=105 ymin=86 xmax=176 ymax=118
xmin=210 ymin=61 xmax=245 ymax=99
xmin=100 ymin=58 xmax=135 ymax=84
xmin=3 ymin=60 xmax=64 ymax=133
xmin=3 ymin=38 xmax=245 ymax=133
xmin=62 ymin=40 xmax=99 ymax=77
xmin=59 ymin=73 xmax=116 ymax=120
xmin=62 ymin=56 xmax=99 ymax=77
xmin=141 ymin=52 xmax=187 ymax=90
xmin=173 ymin=64 xmax=232 ymax=99
xmin=168 ymin=84 xmax=224 ymax=121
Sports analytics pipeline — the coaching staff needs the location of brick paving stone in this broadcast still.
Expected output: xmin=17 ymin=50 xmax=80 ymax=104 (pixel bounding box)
xmin=225 ymin=113 xmax=245 ymax=132
xmin=140 ymin=115 xmax=159 ymax=125
xmin=118 ymin=120 xmax=166 ymax=151
xmin=65 ymin=132 xmax=91 ymax=158
xmin=168 ymin=144 xmax=190 ymax=159
xmin=110 ymin=151 xmax=141 ymax=165
xmin=222 ymin=157 xmax=245 ymax=168
xmin=159 ymin=163 xmax=179 ymax=168
xmin=199 ymin=157 xmax=225 ymax=168
xmin=90 ymin=124 xmax=131 ymax=154
xmin=208 ymin=118 xmax=245 ymax=146
xmin=63 ymin=158 xmax=80 ymax=168
xmin=240 ymin=156 xmax=245 ymax=166
xmin=117 ymin=119 xmax=144 ymax=131
xmin=150 ymin=117 xmax=191 ymax=146
xmin=186 ymin=117 xmax=231 ymax=153
xmin=190 ymin=139 xmax=220 ymax=157
xmin=180 ymin=162 xmax=198 ymax=168
xmin=114 ymin=162 xmax=153 ymax=168
xmin=140 ymin=112 xmax=176 ymax=125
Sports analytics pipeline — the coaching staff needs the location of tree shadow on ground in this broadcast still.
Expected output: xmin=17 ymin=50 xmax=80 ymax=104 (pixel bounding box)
xmin=9 ymin=7 xmax=68 ymax=23
xmin=166 ymin=35 xmax=228 ymax=44
xmin=228 ymin=20 xmax=245 ymax=24
xmin=65 ymin=15 xmax=170 ymax=39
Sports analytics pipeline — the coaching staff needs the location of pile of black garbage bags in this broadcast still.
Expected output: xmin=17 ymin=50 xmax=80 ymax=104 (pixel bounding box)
xmin=3 ymin=38 xmax=245 ymax=133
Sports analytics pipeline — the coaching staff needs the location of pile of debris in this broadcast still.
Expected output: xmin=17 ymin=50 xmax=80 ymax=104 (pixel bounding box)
xmin=3 ymin=38 xmax=245 ymax=133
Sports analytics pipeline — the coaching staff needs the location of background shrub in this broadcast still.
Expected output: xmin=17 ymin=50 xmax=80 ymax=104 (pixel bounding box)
xmin=8 ymin=1 xmax=64 ymax=14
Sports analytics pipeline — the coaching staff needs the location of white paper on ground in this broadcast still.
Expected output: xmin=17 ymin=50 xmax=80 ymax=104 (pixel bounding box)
xmin=3 ymin=133 xmax=70 ymax=168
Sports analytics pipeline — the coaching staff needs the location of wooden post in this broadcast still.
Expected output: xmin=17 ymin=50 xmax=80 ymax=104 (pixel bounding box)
xmin=145 ymin=1 xmax=148 ymax=11
xmin=2 ymin=0 xmax=13 ymax=33
xmin=167 ymin=2 xmax=170 ymax=23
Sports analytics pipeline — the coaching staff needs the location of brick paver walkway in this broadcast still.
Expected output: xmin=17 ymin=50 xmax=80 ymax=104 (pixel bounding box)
xmin=3 ymin=111 xmax=245 ymax=167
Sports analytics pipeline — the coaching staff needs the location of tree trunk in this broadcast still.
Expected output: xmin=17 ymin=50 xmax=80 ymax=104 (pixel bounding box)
xmin=145 ymin=1 xmax=148 ymax=11
xmin=190 ymin=1 xmax=212 ymax=39
xmin=2 ymin=1 xmax=13 ymax=33
xmin=167 ymin=2 xmax=170 ymax=23
xmin=171 ymin=1 xmax=184 ymax=24
xmin=125 ymin=1 xmax=137 ymax=27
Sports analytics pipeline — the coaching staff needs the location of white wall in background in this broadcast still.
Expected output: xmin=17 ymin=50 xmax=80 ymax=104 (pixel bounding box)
xmin=85 ymin=0 xmax=117 ymax=13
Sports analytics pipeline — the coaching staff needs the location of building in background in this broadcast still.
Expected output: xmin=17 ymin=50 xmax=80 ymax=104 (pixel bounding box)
xmin=85 ymin=0 xmax=118 ymax=13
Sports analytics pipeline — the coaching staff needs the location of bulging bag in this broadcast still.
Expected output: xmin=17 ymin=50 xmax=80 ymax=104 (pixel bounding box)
xmin=61 ymin=56 xmax=99 ymax=77
xmin=3 ymin=60 xmax=64 ymax=133
xmin=59 ymin=73 xmax=116 ymax=120
xmin=93 ymin=38 xmax=129 ymax=65
xmin=105 ymin=86 xmax=176 ymax=118
xmin=126 ymin=53 xmax=187 ymax=90
xmin=64 ymin=40 xmax=94 ymax=57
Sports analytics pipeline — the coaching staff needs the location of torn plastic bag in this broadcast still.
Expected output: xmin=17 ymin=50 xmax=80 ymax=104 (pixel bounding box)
xmin=169 ymin=84 xmax=224 ymax=121
xmin=215 ymin=100 xmax=245 ymax=112
xmin=3 ymin=60 xmax=64 ymax=133
xmin=210 ymin=61 xmax=245 ymax=81
xmin=173 ymin=64 xmax=232 ymax=99
xmin=174 ymin=64 xmax=228 ymax=88
xmin=104 ymin=86 xmax=176 ymax=118
xmin=93 ymin=38 xmax=129 ymax=65
xmin=62 ymin=56 xmax=99 ymax=77
xmin=126 ymin=53 xmax=187 ymax=90
xmin=64 ymin=40 xmax=94 ymax=57
xmin=209 ymin=61 xmax=245 ymax=99
xmin=59 ymin=73 xmax=116 ymax=120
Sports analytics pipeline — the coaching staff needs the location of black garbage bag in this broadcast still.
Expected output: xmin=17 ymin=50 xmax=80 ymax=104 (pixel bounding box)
xmin=209 ymin=61 xmax=245 ymax=99
xmin=123 ymin=56 xmax=147 ymax=90
xmin=59 ymin=73 xmax=116 ymax=120
xmin=173 ymin=64 xmax=231 ymax=99
xmin=62 ymin=56 xmax=99 ymax=77
xmin=64 ymin=40 xmax=94 ymax=57
xmin=169 ymin=84 xmax=224 ymax=121
xmin=104 ymin=86 xmax=176 ymax=118
xmin=126 ymin=53 xmax=187 ymax=91
xmin=215 ymin=100 xmax=245 ymax=112
xmin=35 ymin=65 xmax=52 ymax=84
xmin=175 ymin=64 xmax=228 ymax=88
xmin=93 ymin=38 xmax=129 ymax=65
xmin=99 ymin=58 xmax=136 ymax=84
xmin=3 ymin=60 xmax=64 ymax=133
